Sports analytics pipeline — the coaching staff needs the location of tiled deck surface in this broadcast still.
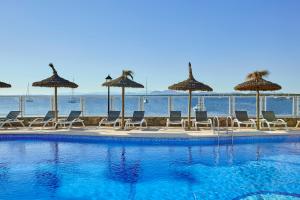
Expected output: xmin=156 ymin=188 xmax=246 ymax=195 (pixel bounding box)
xmin=0 ymin=126 xmax=299 ymax=138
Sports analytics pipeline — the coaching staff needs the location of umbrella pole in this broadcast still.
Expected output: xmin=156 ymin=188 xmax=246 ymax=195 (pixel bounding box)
xmin=54 ymin=87 xmax=58 ymax=122
xmin=121 ymin=86 xmax=125 ymax=129
xmin=256 ymin=90 xmax=260 ymax=130
xmin=188 ymin=90 xmax=192 ymax=130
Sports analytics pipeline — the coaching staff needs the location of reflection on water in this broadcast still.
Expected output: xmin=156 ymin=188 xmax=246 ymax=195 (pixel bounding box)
xmin=35 ymin=143 xmax=60 ymax=197
xmin=0 ymin=139 xmax=300 ymax=199
xmin=107 ymin=147 xmax=140 ymax=184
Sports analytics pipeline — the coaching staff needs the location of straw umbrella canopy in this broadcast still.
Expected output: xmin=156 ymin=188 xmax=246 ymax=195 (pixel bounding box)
xmin=0 ymin=81 xmax=11 ymax=88
xmin=102 ymin=70 xmax=144 ymax=129
xmin=234 ymin=70 xmax=281 ymax=130
xmin=168 ymin=62 xmax=213 ymax=130
xmin=32 ymin=63 xmax=78 ymax=122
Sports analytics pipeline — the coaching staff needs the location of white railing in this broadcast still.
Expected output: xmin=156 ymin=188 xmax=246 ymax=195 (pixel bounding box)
xmin=0 ymin=93 xmax=299 ymax=117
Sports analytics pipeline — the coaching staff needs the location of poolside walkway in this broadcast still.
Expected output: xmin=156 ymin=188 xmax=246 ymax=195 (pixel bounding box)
xmin=0 ymin=126 xmax=300 ymax=138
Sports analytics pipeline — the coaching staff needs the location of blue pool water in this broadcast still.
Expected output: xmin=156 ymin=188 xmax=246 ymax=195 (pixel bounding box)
xmin=0 ymin=135 xmax=300 ymax=200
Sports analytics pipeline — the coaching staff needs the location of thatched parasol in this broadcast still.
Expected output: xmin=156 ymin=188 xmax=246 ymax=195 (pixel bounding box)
xmin=168 ymin=62 xmax=213 ymax=129
xmin=234 ymin=70 xmax=281 ymax=129
xmin=103 ymin=70 xmax=144 ymax=129
xmin=32 ymin=63 xmax=78 ymax=122
xmin=0 ymin=81 xmax=11 ymax=88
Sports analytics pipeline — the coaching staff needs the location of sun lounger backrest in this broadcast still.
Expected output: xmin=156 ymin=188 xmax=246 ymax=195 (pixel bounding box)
xmin=107 ymin=111 xmax=120 ymax=121
xmin=235 ymin=111 xmax=249 ymax=122
xmin=196 ymin=111 xmax=208 ymax=122
xmin=170 ymin=111 xmax=181 ymax=122
xmin=132 ymin=111 xmax=145 ymax=122
xmin=262 ymin=111 xmax=276 ymax=122
xmin=66 ymin=111 xmax=82 ymax=121
xmin=44 ymin=111 xmax=55 ymax=121
xmin=6 ymin=111 xmax=21 ymax=120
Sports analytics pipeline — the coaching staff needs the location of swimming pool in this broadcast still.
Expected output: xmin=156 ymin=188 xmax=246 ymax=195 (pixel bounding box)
xmin=0 ymin=134 xmax=300 ymax=200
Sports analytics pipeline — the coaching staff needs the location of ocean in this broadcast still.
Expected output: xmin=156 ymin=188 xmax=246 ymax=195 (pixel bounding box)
xmin=0 ymin=95 xmax=296 ymax=117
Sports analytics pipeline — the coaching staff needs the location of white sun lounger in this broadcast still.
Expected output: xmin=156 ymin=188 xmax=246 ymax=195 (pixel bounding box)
xmin=194 ymin=111 xmax=213 ymax=129
xmin=261 ymin=111 xmax=288 ymax=131
xmin=125 ymin=111 xmax=147 ymax=129
xmin=232 ymin=111 xmax=257 ymax=129
xmin=166 ymin=111 xmax=184 ymax=128
xmin=28 ymin=111 xmax=56 ymax=128
xmin=98 ymin=111 xmax=121 ymax=128
xmin=0 ymin=111 xmax=25 ymax=128
xmin=54 ymin=111 xmax=85 ymax=129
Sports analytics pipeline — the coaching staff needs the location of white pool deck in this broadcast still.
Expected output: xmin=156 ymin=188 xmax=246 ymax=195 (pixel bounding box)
xmin=0 ymin=126 xmax=300 ymax=138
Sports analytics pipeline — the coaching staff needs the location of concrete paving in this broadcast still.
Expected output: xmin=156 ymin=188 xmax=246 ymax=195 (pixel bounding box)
xmin=0 ymin=126 xmax=299 ymax=138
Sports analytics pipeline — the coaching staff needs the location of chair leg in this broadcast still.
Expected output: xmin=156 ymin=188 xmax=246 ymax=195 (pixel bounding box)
xmin=285 ymin=124 xmax=288 ymax=131
xmin=296 ymin=121 xmax=300 ymax=128
xmin=20 ymin=122 xmax=25 ymax=127
xmin=267 ymin=123 xmax=271 ymax=131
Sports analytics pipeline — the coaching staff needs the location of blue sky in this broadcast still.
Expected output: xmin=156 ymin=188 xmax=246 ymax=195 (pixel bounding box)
xmin=0 ymin=0 xmax=299 ymax=95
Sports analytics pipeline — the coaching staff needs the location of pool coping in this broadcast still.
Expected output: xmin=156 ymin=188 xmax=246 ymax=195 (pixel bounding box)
xmin=0 ymin=127 xmax=300 ymax=140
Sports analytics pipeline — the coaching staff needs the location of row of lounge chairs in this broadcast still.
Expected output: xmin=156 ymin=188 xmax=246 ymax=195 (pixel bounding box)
xmin=0 ymin=111 xmax=85 ymax=129
xmin=233 ymin=111 xmax=288 ymax=130
xmin=0 ymin=110 xmax=296 ymax=130
xmin=99 ymin=110 xmax=213 ymax=129
xmin=98 ymin=111 xmax=147 ymax=129
xmin=164 ymin=110 xmax=289 ymax=130
xmin=166 ymin=111 xmax=213 ymax=129
xmin=0 ymin=110 xmax=147 ymax=130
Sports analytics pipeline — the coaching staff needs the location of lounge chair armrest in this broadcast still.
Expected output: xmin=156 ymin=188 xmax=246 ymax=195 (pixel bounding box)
xmin=99 ymin=118 xmax=108 ymax=123
xmin=72 ymin=118 xmax=82 ymax=123
xmin=30 ymin=118 xmax=44 ymax=123
xmin=260 ymin=119 xmax=267 ymax=123
xmin=249 ymin=119 xmax=256 ymax=123
xmin=227 ymin=116 xmax=233 ymax=121
xmin=277 ymin=119 xmax=286 ymax=123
